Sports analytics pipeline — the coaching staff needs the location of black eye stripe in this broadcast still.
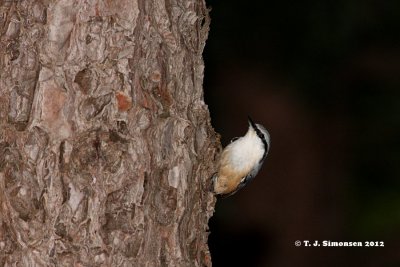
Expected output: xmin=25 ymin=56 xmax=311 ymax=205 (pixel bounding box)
xmin=248 ymin=117 xmax=269 ymax=160
xmin=254 ymin=127 xmax=269 ymax=160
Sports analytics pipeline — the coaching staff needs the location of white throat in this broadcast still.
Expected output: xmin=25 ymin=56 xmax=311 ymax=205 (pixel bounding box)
xmin=227 ymin=127 xmax=265 ymax=171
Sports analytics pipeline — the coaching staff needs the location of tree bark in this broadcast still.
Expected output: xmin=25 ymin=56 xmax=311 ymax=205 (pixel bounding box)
xmin=0 ymin=0 xmax=218 ymax=266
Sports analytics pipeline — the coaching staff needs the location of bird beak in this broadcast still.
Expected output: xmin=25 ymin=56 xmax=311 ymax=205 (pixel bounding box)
xmin=247 ymin=116 xmax=255 ymax=127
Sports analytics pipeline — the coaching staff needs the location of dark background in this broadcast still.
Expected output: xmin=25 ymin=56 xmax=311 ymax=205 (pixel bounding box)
xmin=203 ymin=1 xmax=400 ymax=266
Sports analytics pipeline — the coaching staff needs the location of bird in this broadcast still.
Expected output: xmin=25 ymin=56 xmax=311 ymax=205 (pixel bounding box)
xmin=212 ymin=116 xmax=270 ymax=198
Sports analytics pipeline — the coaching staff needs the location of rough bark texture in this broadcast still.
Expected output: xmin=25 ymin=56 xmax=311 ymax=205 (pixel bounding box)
xmin=0 ymin=0 xmax=218 ymax=266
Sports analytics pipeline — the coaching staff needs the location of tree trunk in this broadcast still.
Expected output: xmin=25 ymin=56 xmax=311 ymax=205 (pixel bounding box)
xmin=0 ymin=0 xmax=218 ymax=266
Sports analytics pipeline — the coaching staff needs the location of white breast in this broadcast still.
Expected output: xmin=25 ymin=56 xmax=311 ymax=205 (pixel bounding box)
xmin=225 ymin=133 xmax=264 ymax=173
